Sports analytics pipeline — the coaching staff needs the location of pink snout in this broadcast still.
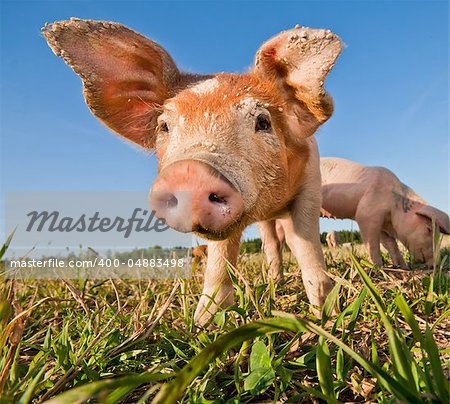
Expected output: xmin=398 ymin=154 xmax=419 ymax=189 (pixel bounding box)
xmin=149 ymin=160 xmax=244 ymax=237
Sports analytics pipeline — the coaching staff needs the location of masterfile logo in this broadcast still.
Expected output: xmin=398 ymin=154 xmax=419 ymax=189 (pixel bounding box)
xmin=4 ymin=191 xmax=193 ymax=279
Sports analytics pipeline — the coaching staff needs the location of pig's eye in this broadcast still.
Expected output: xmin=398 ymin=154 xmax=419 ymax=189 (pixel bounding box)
xmin=255 ymin=114 xmax=271 ymax=132
xmin=158 ymin=121 xmax=169 ymax=133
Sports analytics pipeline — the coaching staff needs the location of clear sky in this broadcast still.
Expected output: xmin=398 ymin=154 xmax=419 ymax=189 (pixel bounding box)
xmin=1 ymin=0 xmax=448 ymax=239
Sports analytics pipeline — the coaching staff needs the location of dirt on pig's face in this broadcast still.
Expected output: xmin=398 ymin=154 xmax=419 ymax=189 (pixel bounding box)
xmin=154 ymin=73 xmax=311 ymax=230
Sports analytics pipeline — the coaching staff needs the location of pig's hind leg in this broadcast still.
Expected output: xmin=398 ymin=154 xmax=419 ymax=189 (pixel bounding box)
xmin=258 ymin=220 xmax=284 ymax=283
xmin=381 ymin=232 xmax=409 ymax=269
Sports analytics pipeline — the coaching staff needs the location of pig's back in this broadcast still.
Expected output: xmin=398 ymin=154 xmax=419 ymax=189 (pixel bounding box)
xmin=320 ymin=158 xmax=396 ymax=219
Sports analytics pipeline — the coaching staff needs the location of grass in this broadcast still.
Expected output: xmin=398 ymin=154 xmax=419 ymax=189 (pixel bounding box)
xmin=0 ymin=236 xmax=449 ymax=403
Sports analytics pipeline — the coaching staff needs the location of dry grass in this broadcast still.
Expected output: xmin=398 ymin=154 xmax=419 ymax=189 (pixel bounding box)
xmin=0 ymin=241 xmax=449 ymax=403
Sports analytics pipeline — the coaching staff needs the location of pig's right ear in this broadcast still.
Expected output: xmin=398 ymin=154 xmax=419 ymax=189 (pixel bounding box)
xmin=43 ymin=18 xmax=180 ymax=148
xmin=254 ymin=26 xmax=343 ymax=137
xmin=416 ymin=205 xmax=450 ymax=235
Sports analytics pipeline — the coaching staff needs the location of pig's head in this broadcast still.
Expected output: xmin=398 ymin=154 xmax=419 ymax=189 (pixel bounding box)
xmin=43 ymin=19 xmax=342 ymax=240
xmin=404 ymin=205 xmax=450 ymax=267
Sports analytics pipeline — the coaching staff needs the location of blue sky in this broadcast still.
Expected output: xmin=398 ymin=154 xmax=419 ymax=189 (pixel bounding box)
xmin=1 ymin=0 xmax=448 ymax=239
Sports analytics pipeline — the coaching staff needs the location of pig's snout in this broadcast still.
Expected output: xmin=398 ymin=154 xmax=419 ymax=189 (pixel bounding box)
xmin=149 ymin=160 xmax=244 ymax=237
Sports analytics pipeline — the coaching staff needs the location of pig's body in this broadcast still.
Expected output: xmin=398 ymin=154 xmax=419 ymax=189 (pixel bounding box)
xmin=320 ymin=157 xmax=450 ymax=268
xmin=44 ymin=19 xmax=343 ymax=325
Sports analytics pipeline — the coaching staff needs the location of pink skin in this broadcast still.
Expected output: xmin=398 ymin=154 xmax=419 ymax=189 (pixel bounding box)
xmin=320 ymin=157 xmax=450 ymax=268
xmin=150 ymin=161 xmax=244 ymax=238
xmin=326 ymin=230 xmax=340 ymax=248
xmin=43 ymin=19 xmax=343 ymax=325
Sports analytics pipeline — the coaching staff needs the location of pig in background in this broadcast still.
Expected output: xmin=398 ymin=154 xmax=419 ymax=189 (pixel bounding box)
xmin=320 ymin=157 xmax=450 ymax=269
xmin=326 ymin=230 xmax=341 ymax=248
xmin=43 ymin=19 xmax=343 ymax=325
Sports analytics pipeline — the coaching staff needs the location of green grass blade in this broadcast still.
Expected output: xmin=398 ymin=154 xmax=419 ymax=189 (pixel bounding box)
xmin=43 ymin=372 xmax=171 ymax=404
xmin=331 ymin=286 xmax=367 ymax=340
xmin=0 ymin=229 xmax=15 ymax=260
xmin=350 ymin=256 xmax=388 ymax=320
xmin=432 ymin=307 xmax=450 ymax=330
xmin=371 ymin=338 xmax=378 ymax=365
xmin=336 ymin=347 xmax=345 ymax=383
xmin=424 ymin=324 xmax=449 ymax=402
xmin=18 ymin=364 xmax=48 ymax=404
xmin=351 ymin=255 xmax=417 ymax=389
xmin=394 ymin=295 xmax=429 ymax=393
xmin=316 ymin=336 xmax=335 ymax=401
xmin=343 ymin=287 xmax=367 ymax=342
xmin=321 ymin=281 xmax=341 ymax=325
xmin=296 ymin=383 xmax=339 ymax=403
xmin=394 ymin=295 xmax=423 ymax=344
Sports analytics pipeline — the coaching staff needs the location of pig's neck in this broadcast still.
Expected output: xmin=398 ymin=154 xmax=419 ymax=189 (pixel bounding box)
xmin=390 ymin=185 xmax=427 ymax=244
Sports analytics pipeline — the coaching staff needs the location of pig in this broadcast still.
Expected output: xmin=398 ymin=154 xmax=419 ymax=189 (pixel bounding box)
xmin=320 ymin=157 xmax=450 ymax=268
xmin=43 ymin=19 xmax=343 ymax=324
xmin=325 ymin=230 xmax=341 ymax=248
xmin=191 ymin=244 xmax=208 ymax=267
xmin=192 ymin=244 xmax=208 ymax=260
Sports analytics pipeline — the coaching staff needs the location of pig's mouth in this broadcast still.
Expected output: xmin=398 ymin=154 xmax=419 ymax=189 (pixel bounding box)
xmin=192 ymin=217 xmax=244 ymax=241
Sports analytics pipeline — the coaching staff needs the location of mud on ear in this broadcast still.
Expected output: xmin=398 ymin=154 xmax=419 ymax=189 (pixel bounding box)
xmin=43 ymin=18 xmax=180 ymax=148
xmin=416 ymin=205 xmax=450 ymax=235
xmin=254 ymin=26 xmax=343 ymax=138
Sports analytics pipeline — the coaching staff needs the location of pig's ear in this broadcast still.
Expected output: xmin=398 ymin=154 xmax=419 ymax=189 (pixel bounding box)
xmin=43 ymin=18 xmax=180 ymax=148
xmin=254 ymin=26 xmax=343 ymax=136
xmin=416 ymin=205 xmax=450 ymax=235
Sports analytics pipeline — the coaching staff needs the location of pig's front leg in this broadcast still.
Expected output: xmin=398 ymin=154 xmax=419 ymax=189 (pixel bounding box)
xmin=194 ymin=232 xmax=241 ymax=326
xmin=258 ymin=220 xmax=284 ymax=283
xmin=356 ymin=211 xmax=384 ymax=267
xmin=381 ymin=232 xmax=408 ymax=269
xmin=278 ymin=193 xmax=333 ymax=315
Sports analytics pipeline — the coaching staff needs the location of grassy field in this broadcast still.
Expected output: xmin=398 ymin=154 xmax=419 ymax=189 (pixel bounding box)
xmin=0 ymin=239 xmax=449 ymax=403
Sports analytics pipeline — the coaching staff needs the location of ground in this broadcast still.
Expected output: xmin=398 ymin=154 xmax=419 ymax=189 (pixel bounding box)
xmin=0 ymin=242 xmax=449 ymax=403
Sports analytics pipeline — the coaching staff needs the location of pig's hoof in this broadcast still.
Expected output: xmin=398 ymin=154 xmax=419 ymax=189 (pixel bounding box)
xmin=193 ymin=298 xmax=216 ymax=328
xmin=311 ymin=306 xmax=323 ymax=319
xmin=311 ymin=305 xmax=337 ymax=320
xmin=194 ymin=293 xmax=234 ymax=328
xmin=268 ymin=271 xmax=285 ymax=286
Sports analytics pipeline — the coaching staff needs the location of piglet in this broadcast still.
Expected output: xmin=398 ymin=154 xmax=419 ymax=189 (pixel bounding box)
xmin=43 ymin=19 xmax=342 ymax=324
xmin=321 ymin=157 xmax=450 ymax=268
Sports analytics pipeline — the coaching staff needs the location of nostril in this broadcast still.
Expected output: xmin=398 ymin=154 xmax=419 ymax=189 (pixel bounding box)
xmin=208 ymin=193 xmax=227 ymax=204
xmin=167 ymin=195 xmax=178 ymax=208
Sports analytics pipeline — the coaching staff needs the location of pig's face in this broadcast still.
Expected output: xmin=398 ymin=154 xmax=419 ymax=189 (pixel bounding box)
xmin=405 ymin=216 xmax=434 ymax=266
xmin=43 ymin=19 xmax=342 ymax=239
xmin=404 ymin=206 xmax=450 ymax=267
xmin=150 ymin=74 xmax=310 ymax=239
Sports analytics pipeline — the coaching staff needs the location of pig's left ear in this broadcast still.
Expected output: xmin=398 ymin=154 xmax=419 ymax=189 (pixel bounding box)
xmin=416 ymin=206 xmax=450 ymax=235
xmin=254 ymin=26 xmax=343 ymax=137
